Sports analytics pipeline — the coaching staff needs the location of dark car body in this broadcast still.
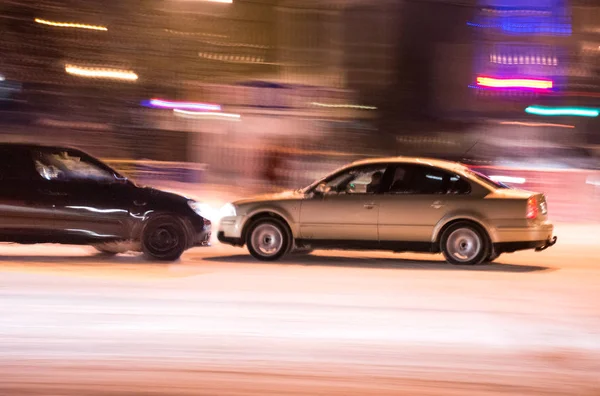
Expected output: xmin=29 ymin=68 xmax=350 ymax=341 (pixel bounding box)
xmin=0 ymin=143 xmax=210 ymax=260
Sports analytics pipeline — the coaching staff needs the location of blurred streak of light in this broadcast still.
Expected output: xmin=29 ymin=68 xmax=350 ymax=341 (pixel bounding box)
xmin=490 ymin=175 xmax=526 ymax=184
xmin=198 ymin=52 xmax=265 ymax=64
xmin=499 ymin=121 xmax=575 ymax=129
xmin=65 ymin=65 xmax=138 ymax=81
xmin=0 ymin=75 xmax=4 ymax=81
xmin=467 ymin=22 xmax=572 ymax=35
xmin=490 ymin=54 xmax=557 ymax=66
xmin=586 ymin=176 xmax=600 ymax=186
xmin=34 ymin=18 xmax=107 ymax=31
xmin=311 ymin=102 xmax=377 ymax=110
xmin=173 ymin=109 xmax=240 ymax=120
xmin=147 ymin=99 xmax=221 ymax=111
xmin=525 ymin=106 xmax=599 ymax=117
xmin=166 ymin=29 xmax=228 ymax=38
xmin=477 ymin=76 xmax=553 ymax=90
xmin=482 ymin=8 xmax=552 ymax=16
xmin=174 ymin=0 xmax=232 ymax=2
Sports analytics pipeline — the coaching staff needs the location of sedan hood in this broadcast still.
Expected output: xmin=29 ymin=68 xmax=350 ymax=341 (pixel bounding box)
xmin=233 ymin=189 xmax=304 ymax=206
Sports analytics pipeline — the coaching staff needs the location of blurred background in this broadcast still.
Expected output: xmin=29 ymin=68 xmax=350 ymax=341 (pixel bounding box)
xmin=0 ymin=0 xmax=599 ymax=221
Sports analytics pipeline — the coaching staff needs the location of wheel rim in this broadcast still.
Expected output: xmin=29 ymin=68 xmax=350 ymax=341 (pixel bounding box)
xmin=251 ymin=224 xmax=283 ymax=257
xmin=446 ymin=228 xmax=482 ymax=263
xmin=148 ymin=225 xmax=180 ymax=253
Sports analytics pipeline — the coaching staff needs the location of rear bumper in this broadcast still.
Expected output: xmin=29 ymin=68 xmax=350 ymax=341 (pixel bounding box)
xmin=495 ymin=221 xmax=553 ymax=242
xmin=494 ymin=236 xmax=557 ymax=254
xmin=535 ymin=236 xmax=557 ymax=252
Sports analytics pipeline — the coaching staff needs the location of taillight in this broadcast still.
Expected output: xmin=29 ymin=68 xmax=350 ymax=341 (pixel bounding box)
xmin=526 ymin=196 xmax=538 ymax=219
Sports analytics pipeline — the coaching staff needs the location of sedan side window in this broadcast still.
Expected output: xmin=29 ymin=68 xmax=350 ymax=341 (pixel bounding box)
xmin=326 ymin=166 xmax=388 ymax=194
xmin=447 ymin=174 xmax=471 ymax=195
xmin=386 ymin=165 xmax=471 ymax=195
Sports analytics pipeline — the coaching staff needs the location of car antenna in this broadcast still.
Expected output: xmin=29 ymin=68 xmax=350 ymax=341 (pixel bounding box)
xmin=462 ymin=137 xmax=480 ymax=161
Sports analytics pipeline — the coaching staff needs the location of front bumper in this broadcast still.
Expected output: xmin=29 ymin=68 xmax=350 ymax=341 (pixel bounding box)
xmin=194 ymin=229 xmax=212 ymax=247
xmin=218 ymin=215 xmax=245 ymax=246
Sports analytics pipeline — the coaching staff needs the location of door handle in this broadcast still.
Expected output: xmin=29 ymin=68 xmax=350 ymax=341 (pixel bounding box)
xmin=363 ymin=203 xmax=376 ymax=209
xmin=431 ymin=201 xmax=444 ymax=209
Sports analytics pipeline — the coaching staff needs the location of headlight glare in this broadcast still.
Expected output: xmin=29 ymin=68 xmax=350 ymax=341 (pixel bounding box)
xmin=220 ymin=203 xmax=237 ymax=217
xmin=188 ymin=200 xmax=213 ymax=219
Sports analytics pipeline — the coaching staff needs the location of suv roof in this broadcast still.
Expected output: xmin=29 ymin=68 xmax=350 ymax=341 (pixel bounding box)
xmin=0 ymin=142 xmax=79 ymax=151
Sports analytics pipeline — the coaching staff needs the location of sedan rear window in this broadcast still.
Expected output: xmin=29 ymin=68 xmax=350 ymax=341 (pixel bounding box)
xmin=467 ymin=170 xmax=509 ymax=189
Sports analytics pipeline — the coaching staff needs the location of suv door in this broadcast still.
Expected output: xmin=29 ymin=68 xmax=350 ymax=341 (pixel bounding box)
xmin=299 ymin=164 xmax=389 ymax=242
xmin=0 ymin=147 xmax=56 ymax=242
xmin=31 ymin=148 xmax=133 ymax=243
xmin=378 ymin=164 xmax=473 ymax=242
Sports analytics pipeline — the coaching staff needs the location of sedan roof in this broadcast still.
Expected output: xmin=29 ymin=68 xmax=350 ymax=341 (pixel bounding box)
xmin=351 ymin=157 xmax=468 ymax=172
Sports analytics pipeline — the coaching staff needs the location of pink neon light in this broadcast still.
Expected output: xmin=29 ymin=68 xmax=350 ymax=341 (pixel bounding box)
xmin=150 ymin=99 xmax=222 ymax=111
xmin=476 ymin=76 xmax=553 ymax=90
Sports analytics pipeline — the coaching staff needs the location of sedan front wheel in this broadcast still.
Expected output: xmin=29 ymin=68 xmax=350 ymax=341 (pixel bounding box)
xmin=246 ymin=218 xmax=291 ymax=261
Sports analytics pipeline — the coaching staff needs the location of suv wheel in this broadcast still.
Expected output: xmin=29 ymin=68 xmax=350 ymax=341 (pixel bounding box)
xmin=142 ymin=216 xmax=187 ymax=261
xmin=441 ymin=222 xmax=489 ymax=265
xmin=246 ymin=218 xmax=290 ymax=261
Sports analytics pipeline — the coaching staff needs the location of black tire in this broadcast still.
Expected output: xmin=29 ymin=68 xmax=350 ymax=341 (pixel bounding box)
xmin=291 ymin=248 xmax=313 ymax=256
xmin=93 ymin=246 xmax=118 ymax=256
xmin=93 ymin=243 xmax=128 ymax=256
xmin=486 ymin=251 xmax=501 ymax=263
xmin=142 ymin=215 xmax=187 ymax=261
xmin=440 ymin=222 xmax=489 ymax=265
xmin=246 ymin=218 xmax=291 ymax=261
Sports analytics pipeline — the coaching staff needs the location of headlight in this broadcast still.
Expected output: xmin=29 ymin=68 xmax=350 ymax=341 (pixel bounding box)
xmin=187 ymin=200 xmax=214 ymax=219
xmin=220 ymin=203 xmax=237 ymax=217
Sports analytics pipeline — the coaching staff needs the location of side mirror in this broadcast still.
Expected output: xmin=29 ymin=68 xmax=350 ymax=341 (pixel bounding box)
xmin=114 ymin=174 xmax=130 ymax=185
xmin=314 ymin=183 xmax=331 ymax=196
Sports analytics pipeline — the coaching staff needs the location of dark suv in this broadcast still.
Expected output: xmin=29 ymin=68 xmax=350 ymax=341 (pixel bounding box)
xmin=0 ymin=143 xmax=211 ymax=260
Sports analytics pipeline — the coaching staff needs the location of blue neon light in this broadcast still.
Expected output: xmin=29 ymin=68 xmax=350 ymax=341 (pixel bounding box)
xmin=467 ymin=21 xmax=571 ymax=35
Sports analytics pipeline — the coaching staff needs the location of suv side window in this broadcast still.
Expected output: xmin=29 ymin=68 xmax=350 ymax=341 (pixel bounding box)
xmin=0 ymin=149 xmax=38 ymax=182
xmin=32 ymin=149 xmax=115 ymax=183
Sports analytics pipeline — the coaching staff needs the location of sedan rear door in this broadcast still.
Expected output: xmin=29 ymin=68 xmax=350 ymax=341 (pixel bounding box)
xmin=378 ymin=164 xmax=474 ymax=243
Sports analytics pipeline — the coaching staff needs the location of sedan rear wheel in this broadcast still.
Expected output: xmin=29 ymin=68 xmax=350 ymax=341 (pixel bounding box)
xmin=246 ymin=218 xmax=290 ymax=261
xmin=441 ymin=223 xmax=488 ymax=265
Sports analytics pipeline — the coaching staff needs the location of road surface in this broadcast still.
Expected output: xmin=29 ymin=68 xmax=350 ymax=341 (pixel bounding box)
xmin=1 ymin=230 xmax=599 ymax=395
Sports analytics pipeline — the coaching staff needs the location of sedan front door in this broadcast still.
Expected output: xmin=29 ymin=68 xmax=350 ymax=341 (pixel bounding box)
xmin=299 ymin=165 xmax=387 ymax=242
